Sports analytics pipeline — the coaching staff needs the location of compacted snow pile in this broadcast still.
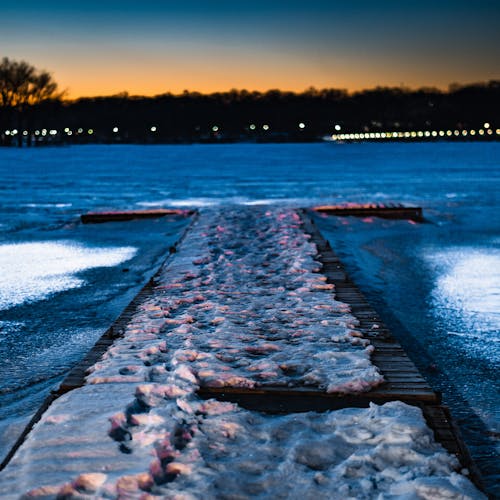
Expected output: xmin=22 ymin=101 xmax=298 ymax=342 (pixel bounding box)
xmin=86 ymin=208 xmax=383 ymax=393
xmin=0 ymin=208 xmax=485 ymax=498
xmin=0 ymin=383 xmax=483 ymax=498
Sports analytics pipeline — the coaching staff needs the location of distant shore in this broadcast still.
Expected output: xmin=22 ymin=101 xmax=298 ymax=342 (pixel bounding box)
xmin=1 ymin=131 xmax=498 ymax=148
xmin=1 ymin=81 xmax=498 ymax=147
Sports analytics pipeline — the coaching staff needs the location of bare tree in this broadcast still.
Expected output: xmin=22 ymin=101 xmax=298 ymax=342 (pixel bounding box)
xmin=0 ymin=57 xmax=63 ymax=145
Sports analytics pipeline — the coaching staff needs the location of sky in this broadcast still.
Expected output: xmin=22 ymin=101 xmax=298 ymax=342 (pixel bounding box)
xmin=0 ymin=0 xmax=499 ymax=98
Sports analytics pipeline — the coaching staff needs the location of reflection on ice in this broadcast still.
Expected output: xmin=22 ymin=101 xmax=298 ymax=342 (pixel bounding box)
xmin=21 ymin=203 xmax=73 ymax=208
xmin=0 ymin=242 xmax=136 ymax=310
xmin=426 ymin=247 xmax=500 ymax=359
xmin=0 ymin=321 xmax=25 ymax=337
xmin=136 ymin=197 xmax=311 ymax=208
xmin=136 ymin=198 xmax=218 ymax=208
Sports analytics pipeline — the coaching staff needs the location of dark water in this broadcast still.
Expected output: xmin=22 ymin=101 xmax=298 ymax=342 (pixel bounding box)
xmin=0 ymin=143 xmax=498 ymax=491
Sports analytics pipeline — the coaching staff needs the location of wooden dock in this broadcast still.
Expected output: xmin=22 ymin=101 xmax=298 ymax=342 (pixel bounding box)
xmin=81 ymin=208 xmax=194 ymax=223
xmin=197 ymin=209 xmax=484 ymax=492
xmin=0 ymin=207 xmax=485 ymax=494
xmin=72 ymin=207 xmax=433 ymax=408
xmin=199 ymin=209 xmax=437 ymax=409
xmin=313 ymin=203 xmax=424 ymax=221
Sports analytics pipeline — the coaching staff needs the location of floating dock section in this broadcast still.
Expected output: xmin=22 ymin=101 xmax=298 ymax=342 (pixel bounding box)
xmin=0 ymin=207 xmax=485 ymax=499
xmin=81 ymin=209 xmax=194 ymax=224
xmin=314 ymin=203 xmax=424 ymax=221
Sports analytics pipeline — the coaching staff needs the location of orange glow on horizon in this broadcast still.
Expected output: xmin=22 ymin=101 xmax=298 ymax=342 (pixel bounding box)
xmin=10 ymin=41 xmax=499 ymax=100
xmin=58 ymin=74 xmax=472 ymax=100
xmin=58 ymin=72 xmax=497 ymax=100
xmin=48 ymin=49 xmax=491 ymax=99
xmin=57 ymin=66 xmax=363 ymax=99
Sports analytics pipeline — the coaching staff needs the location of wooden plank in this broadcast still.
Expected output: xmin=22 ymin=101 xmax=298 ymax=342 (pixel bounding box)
xmin=383 ymin=374 xmax=426 ymax=382
xmin=313 ymin=204 xmax=424 ymax=222
xmin=422 ymin=405 xmax=486 ymax=493
xmin=81 ymin=209 xmax=194 ymax=224
xmin=198 ymin=383 xmax=439 ymax=407
xmin=197 ymin=385 xmax=438 ymax=410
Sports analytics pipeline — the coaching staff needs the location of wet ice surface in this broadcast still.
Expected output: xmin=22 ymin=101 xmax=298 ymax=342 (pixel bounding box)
xmin=0 ymin=241 xmax=136 ymax=310
xmin=425 ymin=247 xmax=500 ymax=360
xmin=87 ymin=208 xmax=383 ymax=393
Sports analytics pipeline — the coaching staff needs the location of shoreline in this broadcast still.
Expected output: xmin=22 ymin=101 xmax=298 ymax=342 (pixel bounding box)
xmin=2 ymin=136 xmax=499 ymax=148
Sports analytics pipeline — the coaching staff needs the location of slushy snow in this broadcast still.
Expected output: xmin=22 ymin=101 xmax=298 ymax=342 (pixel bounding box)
xmin=87 ymin=208 xmax=383 ymax=393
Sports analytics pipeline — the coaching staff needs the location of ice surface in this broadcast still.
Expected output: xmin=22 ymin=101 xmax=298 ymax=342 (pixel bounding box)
xmin=425 ymin=247 xmax=500 ymax=341
xmin=136 ymin=198 xmax=218 ymax=208
xmin=0 ymin=142 xmax=497 ymax=494
xmin=0 ymin=242 xmax=136 ymax=310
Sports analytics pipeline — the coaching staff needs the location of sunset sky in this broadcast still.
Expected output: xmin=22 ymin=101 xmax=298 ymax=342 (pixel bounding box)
xmin=1 ymin=0 xmax=499 ymax=98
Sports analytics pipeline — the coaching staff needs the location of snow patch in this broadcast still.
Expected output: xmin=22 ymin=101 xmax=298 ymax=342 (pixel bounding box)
xmin=0 ymin=241 xmax=136 ymax=310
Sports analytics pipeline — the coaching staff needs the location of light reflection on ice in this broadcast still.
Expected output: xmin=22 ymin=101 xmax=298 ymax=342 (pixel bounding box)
xmin=136 ymin=198 xmax=218 ymax=208
xmin=21 ymin=203 xmax=73 ymax=208
xmin=136 ymin=197 xmax=383 ymax=209
xmin=0 ymin=321 xmax=25 ymax=337
xmin=135 ymin=197 xmax=309 ymax=208
xmin=426 ymin=247 xmax=500 ymax=357
xmin=0 ymin=242 xmax=136 ymax=310
xmin=242 ymin=198 xmax=304 ymax=206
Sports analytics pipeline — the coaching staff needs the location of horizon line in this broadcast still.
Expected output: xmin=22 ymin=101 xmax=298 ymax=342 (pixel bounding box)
xmin=62 ymin=79 xmax=499 ymax=101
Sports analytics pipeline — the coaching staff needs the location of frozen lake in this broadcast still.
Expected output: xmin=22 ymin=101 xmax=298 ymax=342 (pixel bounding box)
xmin=0 ymin=142 xmax=498 ymax=491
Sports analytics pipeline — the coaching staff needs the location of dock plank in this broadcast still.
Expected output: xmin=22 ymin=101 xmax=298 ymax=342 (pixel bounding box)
xmin=81 ymin=208 xmax=194 ymax=223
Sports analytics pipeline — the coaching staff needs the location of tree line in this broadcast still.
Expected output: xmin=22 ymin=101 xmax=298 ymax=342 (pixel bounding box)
xmin=1 ymin=57 xmax=499 ymax=146
xmin=0 ymin=57 xmax=63 ymax=146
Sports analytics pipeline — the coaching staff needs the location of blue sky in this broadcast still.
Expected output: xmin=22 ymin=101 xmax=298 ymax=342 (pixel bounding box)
xmin=1 ymin=0 xmax=498 ymax=97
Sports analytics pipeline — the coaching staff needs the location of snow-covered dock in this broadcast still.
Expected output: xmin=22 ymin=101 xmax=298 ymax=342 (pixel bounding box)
xmin=0 ymin=207 xmax=485 ymax=498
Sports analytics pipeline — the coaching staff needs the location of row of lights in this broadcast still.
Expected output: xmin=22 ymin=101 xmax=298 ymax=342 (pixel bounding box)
xmin=331 ymin=123 xmax=498 ymax=141
xmin=234 ymin=123 xmax=341 ymax=131
xmin=3 ymin=123 xmax=496 ymax=139
xmin=217 ymin=124 xmax=273 ymax=132
xmin=4 ymin=128 xmax=94 ymax=137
